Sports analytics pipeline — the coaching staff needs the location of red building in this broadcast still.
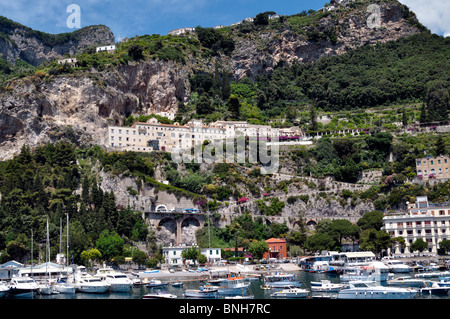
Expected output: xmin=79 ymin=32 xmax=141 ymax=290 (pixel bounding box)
xmin=263 ymin=238 xmax=287 ymax=260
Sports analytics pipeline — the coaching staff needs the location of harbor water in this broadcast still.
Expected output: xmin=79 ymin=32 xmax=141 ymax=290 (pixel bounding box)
xmin=4 ymin=270 xmax=450 ymax=300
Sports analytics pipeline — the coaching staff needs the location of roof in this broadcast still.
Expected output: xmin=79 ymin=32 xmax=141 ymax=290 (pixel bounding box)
xmin=265 ymin=238 xmax=286 ymax=244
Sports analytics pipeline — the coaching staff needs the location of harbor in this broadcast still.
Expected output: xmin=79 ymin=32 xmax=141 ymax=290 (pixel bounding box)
xmin=3 ymin=256 xmax=450 ymax=300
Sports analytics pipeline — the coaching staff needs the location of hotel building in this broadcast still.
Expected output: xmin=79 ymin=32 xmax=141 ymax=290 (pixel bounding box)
xmin=383 ymin=196 xmax=450 ymax=254
xmin=416 ymin=155 xmax=450 ymax=181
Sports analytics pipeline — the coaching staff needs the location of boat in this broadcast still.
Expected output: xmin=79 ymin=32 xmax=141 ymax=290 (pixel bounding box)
xmin=387 ymin=276 xmax=427 ymax=288
xmin=340 ymin=262 xmax=390 ymax=282
xmin=271 ymin=287 xmax=309 ymax=298
xmin=216 ymin=276 xmax=251 ymax=296
xmin=9 ymin=276 xmax=40 ymax=296
xmin=184 ymin=285 xmax=218 ymax=298
xmin=310 ymin=280 xmax=347 ymax=292
xmin=420 ymin=281 xmax=450 ymax=295
xmin=0 ymin=282 xmax=10 ymax=297
xmin=95 ymin=267 xmax=133 ymax=292
xmin=382 ymin=259 xmax=413 ymax=273
xmin=263 ymin=272 xmax=302 ymax=288
xmin=72 ymin=266 xmax=110 ymax=293
xmin=437 ymin=277 xmax=450 ymax=287
xmin=38 ymin=218 xmax=56 ymax=295
xmin=172 ymin=281 xmax=184 ymax=287
xmin=143 ymin=292 xmax=177 ymax=299
xmin=337 ymin=280 xmax=417 ymax=299
xmin=54 ymin=278 xmax=76 ymax=294
xmin=145 ymin=278 xmax=168 ymax=288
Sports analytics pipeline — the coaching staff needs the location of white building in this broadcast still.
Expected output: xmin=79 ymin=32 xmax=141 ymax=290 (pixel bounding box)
xmin=96 ymin=45 xmax=116 ymax=53
xmin=168 ymin=28 xmax=195 ymax=36
xmin=383 ymin=196 xmax=450 ymax=254
xmin=162 ymin=245 xmax=221 ymax=265
xmin=57 ymin=58 xmax=77 ymax=67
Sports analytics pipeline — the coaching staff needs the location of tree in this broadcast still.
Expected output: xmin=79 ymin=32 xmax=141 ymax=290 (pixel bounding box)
xmin=425 ymin=80 xmax=449 ymax=122
xmin=359 ymin=229 xmax=392 ymax=256
xmin=128 ymin=44 xmax=144 ymax=61
xmin=227 ymin=95 xmax=240 ymax=119
xmin=132 ymin=250 xmax=148 ymax=267
xmin=95 ymin=230 xmax=124 ymax=261
xmin=305 ymin=233 xmax=335 ymax=253
xmin=248 ymin=240 xmax=269 ymax=259
xmin=357 ymin=211 xmax=384 ymax=231
xmin=181 ymin=246 xmax=201 ymax=266
xmin=438 ymin=239 xmax=450 ymax=255
xmin=80 ymin=248 xmax=102 ymax=267
xmin=410 ymin=238 xmax=428 ymax=254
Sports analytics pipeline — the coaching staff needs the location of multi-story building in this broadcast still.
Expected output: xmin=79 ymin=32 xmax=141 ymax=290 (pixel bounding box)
xmin=383 ymin=196 xmax=450 ymax=254
xmin=263 ymin=238 xmax=287 ymax=260
xmin=162 ymin=245 xmax=221 ymax=266
xmin=106 ymin=117 xmax=279 ymax=152
xmin=416 ymin=155 xmax=450 ymax=181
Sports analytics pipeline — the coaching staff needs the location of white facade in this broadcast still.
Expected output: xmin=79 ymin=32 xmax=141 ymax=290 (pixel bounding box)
xmin=106 ymin=118 xmax=279 ymax=152
xmin=96 ymin=45 xmax=116 ymax=53
xmin=383 ymin=196 xmax=450 ymax=254
xmin=162 ymin=246 xmax=221 ymax=265
xmin=57 ymin=58 xmax=77 ymax=66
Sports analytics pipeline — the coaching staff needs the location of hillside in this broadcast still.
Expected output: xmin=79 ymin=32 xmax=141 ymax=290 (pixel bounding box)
xmin=0 ymin=0 xmax=449 ymax=261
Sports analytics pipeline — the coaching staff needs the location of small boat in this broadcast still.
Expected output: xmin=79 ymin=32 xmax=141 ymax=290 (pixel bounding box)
xmin=382 ymin=260 xmax=413 ymax=273
xmin=310 ymin=280 xmax=347 ymax=292
xmin=184 ymin=286 xmax=218 ymax=298
xmin=143 ymin=292 xmax=177 ymax=299
xmin=263 ymin=272 xmax=302 ymax=288
xmin=260 ymin=284 xmax=272 ymax=290
xmin=337 ymin=281 xmax=417 ymax=299
xmin=271 ymin=287 xmax=309 ymax=298
xmin=95 ymin=268 xmax=133 ymax=292
xmin=172 ymin=281 xmax=184 ymax=287
xmin=146 ymin=279 xmax=168 ymax=288
xmin=54 ymin=282 xmax=76 ymax=294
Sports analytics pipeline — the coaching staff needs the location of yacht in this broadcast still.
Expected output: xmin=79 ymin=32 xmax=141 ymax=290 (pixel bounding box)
xmin=95 ymin=267 xmax=133 ymax=292
xmin=340 ymin=262 xmax=390 ymax=282
xmin=387 ymin=276 xmax=427 ymax=288
xmin=263 ymin=272 xmax=302 ymax=288
xmin=143 ymin=292 xmax=177 ymax=299
xmin=0 ymin=281 xmax=10 ymax=297
xmin=54 ymin=276 xmax=76 ymax=294
xmin=145 ymin=278 xmax=168 ymax=288
xmin=382 ymin=259 xmax=413 ymax=273
xmin=271 ymin=287 xmax=309 ymax=298
xmin=9 ymin=276 xmax=40 ymax=296
xmin=72 ymin=266 xmax=110 ymax=293
xmin=310 ymin=280 xmax=348 ymax=292
xmin=337 ymin=281 xmax=417 ymax=299
xmin=420 ymin=281 xmax=450 ymax=295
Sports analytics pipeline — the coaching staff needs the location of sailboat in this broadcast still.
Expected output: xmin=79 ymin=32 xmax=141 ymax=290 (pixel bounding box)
xmin=54 ymin=214 xmax=76 ymax=294
xmin=38 ymin=218 xmax=55 ymax=295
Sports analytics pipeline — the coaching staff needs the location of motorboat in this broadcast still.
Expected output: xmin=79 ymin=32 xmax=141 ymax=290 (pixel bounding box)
xmin=337 ymin=281 xmax=417 ymax=299
xmin=72 ymin=266 xmax=110 ymax=293
xmin=437 ymin=277 xmax=450 ymax=287
xmin=271 ymin=287 xmax=309 ymax=298
xmin=216 ymin=276 xmax=251 ymax=296
xmin=420 ymin=281 xmax=450 ymax=295
xmin=95 ymin=268 xmax=133 ymax=292
xmin=263 ymin=272 xmax=302 ymax=288
xmin=184 ymin=285 xmax=218 ymax=298
xmin=0 ymin=282 xmax=10 ymax=297
xmin=387 ymin=276 xmax=427 ymax=288
xmin=9 ymin=276 xmax=40 ymax=296
xmin=145 ymin=278 xmax=168 ymax=288
xmin=172 ymin=281 xmax=184 ymax=287
xmin=38 ymin=281 xmax=56 ymax=295
xmin=382 ymin=259 xmax=413 ymax=273
xmin=310 ymin=280 xmax=348 ymax=292
xmin=143 ymin=292 xmax=177 ymax=299
xmin=54 ymin=281 xmax=76 ymax=294
xmin=340 ymin=262 xmax=390 ymax=282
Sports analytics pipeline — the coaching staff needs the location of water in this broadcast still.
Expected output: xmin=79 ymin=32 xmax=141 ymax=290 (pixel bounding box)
xmin=4 ymin=271 xmax=450 ymax=300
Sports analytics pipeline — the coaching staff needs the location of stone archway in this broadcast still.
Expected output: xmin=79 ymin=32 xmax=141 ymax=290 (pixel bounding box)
xmin=179 ymin=216 xmax=202 ymax=245
xmin=157 ymin=217 xmax=177 ymax=246
xmin=305 ymin=219 xmax=318 ymax=229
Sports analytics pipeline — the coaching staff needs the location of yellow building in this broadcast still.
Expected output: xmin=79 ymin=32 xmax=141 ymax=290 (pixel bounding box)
xmin=416 ymin=155 xmax=450 ymax=181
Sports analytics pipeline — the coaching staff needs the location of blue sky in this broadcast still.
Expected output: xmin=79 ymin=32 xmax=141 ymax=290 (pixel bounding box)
xmin=0 ymin=0 xmax=449 ymax=41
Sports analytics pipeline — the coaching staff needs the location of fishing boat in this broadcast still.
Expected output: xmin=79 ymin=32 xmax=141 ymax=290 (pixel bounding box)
xmin=337 ymin=280 xmax=417 ymax=299
xmin=216 ymin=276 xmax=250 ymax=296
xmin=263 ymin=272 xmax=302 ymax=288
xmin=143 ymin=292 xmax=177 ymax=299
xmin=271 ymin=287 xmax=309 ymax=298
xmin=145 ymin=278 xmax=168 ymax=288
xmin=184 ymin=285 xmax=218 ymax=298
xmin=310 ymin=280 xmax=347 ymax=292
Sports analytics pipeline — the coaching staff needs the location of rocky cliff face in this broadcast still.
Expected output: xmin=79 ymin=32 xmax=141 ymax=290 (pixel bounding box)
xmin=0 ymin=20 xmax=115 ymax=66
xmin=0 ymin=1 xmax=424 ymax=160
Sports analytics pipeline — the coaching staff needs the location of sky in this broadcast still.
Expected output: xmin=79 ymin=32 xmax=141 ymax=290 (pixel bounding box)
xmin=0 ymin=0 xmax=449 ymax=41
